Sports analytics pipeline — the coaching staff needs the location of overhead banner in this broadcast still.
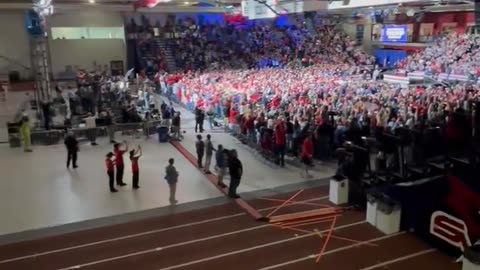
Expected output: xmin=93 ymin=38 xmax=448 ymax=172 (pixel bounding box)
xmin=241 ymin=0 xmax=325 ymax=19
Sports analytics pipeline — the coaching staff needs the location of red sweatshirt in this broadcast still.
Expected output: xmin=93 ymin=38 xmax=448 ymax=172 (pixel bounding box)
xmin=301 ymin=138 xmax=313 ymax=158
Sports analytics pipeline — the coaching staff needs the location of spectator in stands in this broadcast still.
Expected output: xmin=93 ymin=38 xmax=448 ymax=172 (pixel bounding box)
xmin=64 ymin=131 xmax=79 ymax=169
xmin=165 ymin=158 xmax=179 ymax=204
xmin=274 ymin=120 xmax=286 ymax=167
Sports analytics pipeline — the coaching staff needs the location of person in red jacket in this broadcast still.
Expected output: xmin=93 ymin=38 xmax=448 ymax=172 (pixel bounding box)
xmin=274 ymin=121 xmax=286 ymax=167
xmin=129 ymin=145 xmax=142 ymax=189
xmin=105 ymin=152 xmax=117 ymax=193
xmin=114 ymin=141 xmax=129 ymax=187
xmin=301 ymin=134 xmax=314 ymax=178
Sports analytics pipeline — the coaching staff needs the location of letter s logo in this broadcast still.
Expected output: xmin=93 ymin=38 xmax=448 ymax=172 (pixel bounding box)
xmin=430 ymin=211 xmax=472 ymax=251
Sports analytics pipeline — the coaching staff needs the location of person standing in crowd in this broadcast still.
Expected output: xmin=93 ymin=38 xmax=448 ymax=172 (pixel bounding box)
xmin=204 ymin=134 xmax=215 ymax=174
xmin=84 ymin=113 xmax=98 ymax=146
xmin=315 ymin=119 xmax=333 ymax=161
xmin=228 ymin=149 xmax=243 ymax=199
xmin=171 ymin=112 xmax=181 ymax=140
xmin=64 ymin=131 xmax=79 ymax=169
xmin=114 ymin=141 xmax=128 ymax=187
xmin=206 ymin=106 xmax=215 ymax=130
xmin=106 ymin=152 xmax=117 ymax=193
xmin=215 ymin=144 xmax=228 ymax=188
xmin=105 ymin=109 xmax=116 ymax=144
xmin=144 ymin=111 xmax=152 ymax=139
xmin=19 ymin=112 xmax=32 ymax=152
xmin=301 ymin=133 xmax=314 ymax=178
xmin=285 ymin=117 xmax=294 ymax=153
xmin=195 ymin=107 xmax=205 ymax=133
xmin=41 ymin=98 xmax=52 ymax=130
xmin=130 ymin=145 xmax=142 ymax=189
xmin=195 ymin=134 xmax=205 ymax=168
xmin=165 ymin=158 xmax=179 ymax=204
xmin=274 ymin=121 xmax=286 ymax=167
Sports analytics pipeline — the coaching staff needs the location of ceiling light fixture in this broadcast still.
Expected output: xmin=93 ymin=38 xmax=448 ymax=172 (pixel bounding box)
xmin=89 ymin=0 xmax=95 ymax=3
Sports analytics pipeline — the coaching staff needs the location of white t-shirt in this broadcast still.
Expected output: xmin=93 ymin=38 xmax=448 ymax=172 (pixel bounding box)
xmin=85 ymin=116 xmax=96 ymax=128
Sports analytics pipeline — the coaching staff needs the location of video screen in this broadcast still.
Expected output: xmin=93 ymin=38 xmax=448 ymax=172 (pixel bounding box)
xmin=381 ymin=25 xmax=408 ymax=43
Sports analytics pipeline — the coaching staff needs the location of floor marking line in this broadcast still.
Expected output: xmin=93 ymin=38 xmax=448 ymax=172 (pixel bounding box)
xmin=0 ymin=197 xmax=327 ymax=264
xmin=256 ymin=231 xmax=407 ymax=270
xmin=315 ymin=216 xmax=337 ymax=263
xmin=154 ymin=221 xmax=367 ymax=270
xmin=58 ymin=224 xmax=271 ymax=270
xmin=357 ymin=248 xmax=436 ymax=270
xmin=259 ymin=197 xmax=333 ymax=208
xmin=267 ymin=189 xmax=304 ymax=218
xmin=271 ymin=223 xmax=378 ymax=247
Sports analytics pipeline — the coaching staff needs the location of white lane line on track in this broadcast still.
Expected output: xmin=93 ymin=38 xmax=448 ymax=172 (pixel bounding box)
xmin=59 ymin=224 xmax=272 ymax=270
xmin=357 ymin=248 xmax=436 ymax=270
xmin=153 ymin=221 xmax=367 ymax=270
xmin=257 ymin=231 xmax=407 ymax=270
xmin=0 ymin=196 xmax=329 ymax=264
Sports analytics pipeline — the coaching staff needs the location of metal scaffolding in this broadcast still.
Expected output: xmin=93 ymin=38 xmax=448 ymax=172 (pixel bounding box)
xmin=30 ymin=36 xmax=51 ymax=102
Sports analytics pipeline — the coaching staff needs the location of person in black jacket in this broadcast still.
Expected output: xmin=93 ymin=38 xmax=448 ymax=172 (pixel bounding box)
xmin=64 ymin=131 xmax=79 ymax=169
xmin=195 ymin=107 xmax=205 ymax=133
xmin=228 ymin=149 xmax=243 ymax=199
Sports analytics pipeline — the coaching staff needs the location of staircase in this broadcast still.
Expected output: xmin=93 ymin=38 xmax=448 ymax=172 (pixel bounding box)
xmin=153 ymin=37 xmax=178 ymax=73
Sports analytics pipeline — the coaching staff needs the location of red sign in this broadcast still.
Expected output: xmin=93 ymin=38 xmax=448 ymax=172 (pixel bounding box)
xmin=430 ymin=211 xmax=472 ymax=251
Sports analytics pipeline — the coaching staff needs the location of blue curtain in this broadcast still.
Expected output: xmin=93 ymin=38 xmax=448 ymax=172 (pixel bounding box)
xmin=374 ymin=49 xmax=407 ymax=68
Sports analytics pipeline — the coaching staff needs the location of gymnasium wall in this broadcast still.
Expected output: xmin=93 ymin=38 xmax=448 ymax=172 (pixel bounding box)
xmin=47 ymin=11 xmax=127 ymax=79
xmin=0 ymin=11 xmax=32 ymax=80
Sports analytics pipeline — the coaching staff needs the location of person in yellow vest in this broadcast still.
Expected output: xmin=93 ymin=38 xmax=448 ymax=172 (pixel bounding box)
xmin=20 ymin=112 xmax=32 ymax=152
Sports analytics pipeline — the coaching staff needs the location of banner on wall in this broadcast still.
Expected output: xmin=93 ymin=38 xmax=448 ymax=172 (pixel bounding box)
xmin=381 ymin=25 xmax=407 ymax=43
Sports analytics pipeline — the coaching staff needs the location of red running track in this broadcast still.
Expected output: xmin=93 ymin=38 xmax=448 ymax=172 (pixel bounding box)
xmin=0 ymin=186 xmax=461 ymax=270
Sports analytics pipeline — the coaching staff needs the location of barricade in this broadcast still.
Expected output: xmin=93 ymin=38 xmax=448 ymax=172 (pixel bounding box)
xmin=31 ymin=130 xmax=64 ymax=145
xmin=407 ymin=71 xmax=425 ymax=81
xmin=438 ymin=73 xmax=470 ymax=82
xmin=383 ymin=74 xmax=410 ymax=85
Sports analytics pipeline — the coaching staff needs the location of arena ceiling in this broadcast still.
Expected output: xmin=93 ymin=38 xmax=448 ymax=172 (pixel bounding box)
xmin=0 ymin=0 xmax=474 ymax=14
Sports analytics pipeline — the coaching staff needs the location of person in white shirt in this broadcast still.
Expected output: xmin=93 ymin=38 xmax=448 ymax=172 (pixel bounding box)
xmin=84 ymin=113 xmax=98 ymax=146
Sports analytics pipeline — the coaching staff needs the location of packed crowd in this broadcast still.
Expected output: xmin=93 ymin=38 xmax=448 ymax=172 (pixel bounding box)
xmin=170 ymin=20 xmax=374 ymax=71
xmin=159 ymin=34 xmax=480 ymax=167
xmin=397 ymin=33 xmax=480 ymax=78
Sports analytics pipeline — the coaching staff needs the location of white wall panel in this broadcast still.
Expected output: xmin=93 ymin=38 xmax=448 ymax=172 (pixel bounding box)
xmin=49 ymin=39 xmax=125 ymax=76
xmin=47 ymin=11 xmax=126 ymax=77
